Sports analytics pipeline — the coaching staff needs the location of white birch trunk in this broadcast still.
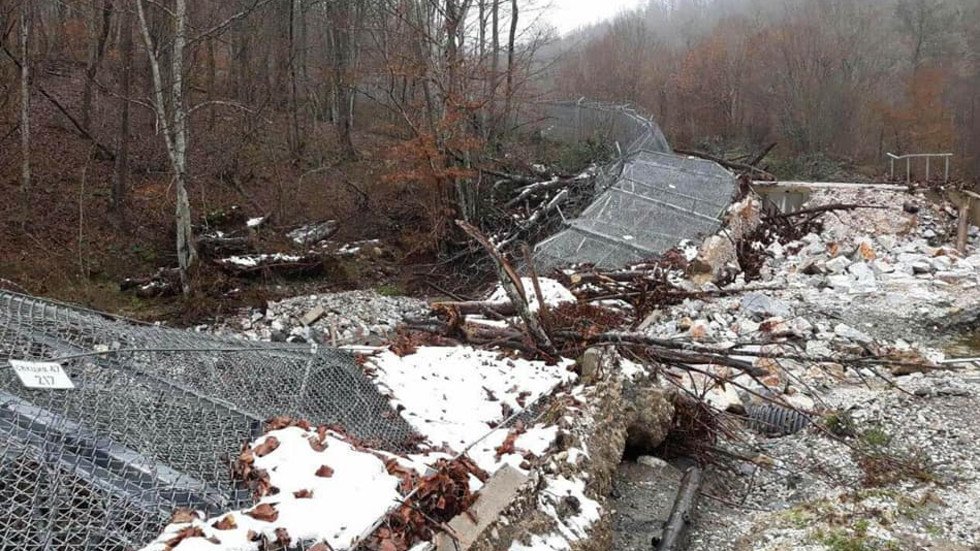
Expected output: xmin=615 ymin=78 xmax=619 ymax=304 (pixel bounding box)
xmin=137 ymin=0 xmax=196 ymax=293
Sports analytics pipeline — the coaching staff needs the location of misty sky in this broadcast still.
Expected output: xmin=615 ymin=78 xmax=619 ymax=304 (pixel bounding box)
xmin=545 ymin=0 xmax=646 ymax=34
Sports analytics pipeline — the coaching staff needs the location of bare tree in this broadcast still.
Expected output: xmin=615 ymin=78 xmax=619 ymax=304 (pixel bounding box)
xmin=111 ymin=5 xmax=133 ymax=216
xmin=327 ymin=0 xmax=357 ymax=159
xmin=136 ymin=0 xmax=197 ymax=292
xmin=81 ymin=0 xmax=113 ymax=131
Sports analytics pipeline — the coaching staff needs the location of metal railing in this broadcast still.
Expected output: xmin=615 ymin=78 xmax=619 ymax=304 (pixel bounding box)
xmin=887 ymin=152 xmax=953 ymax=183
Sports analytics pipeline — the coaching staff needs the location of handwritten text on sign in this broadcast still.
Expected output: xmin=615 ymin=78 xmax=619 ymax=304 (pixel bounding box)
xmin=9 ymin=360 xmax=75 ymax=389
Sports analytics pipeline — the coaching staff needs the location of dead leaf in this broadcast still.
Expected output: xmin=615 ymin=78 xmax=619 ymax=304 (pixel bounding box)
xmin=254 ymin=436 xmax=280 ymax=457
xmin=212 ymin=515 xmax=237 ymax=530
xmin=245 ymin=503 xmax=279 ymax=523
xmin=308 ymin=435 xmax=327 ymax=452
xmin=315 ymin=465 xmax=335 ymax=478
xmin=170 ymin=507 xmax=199 ymax=524
xmin=164 ymin=526 xmax=206 ymax=547
xmin=274 ymin=527 xmax=291 ymax=546
xmin=293 ymin=489 xmax=313 ymax=499
xmin=858 ymin=241 xmax=876 ymax=260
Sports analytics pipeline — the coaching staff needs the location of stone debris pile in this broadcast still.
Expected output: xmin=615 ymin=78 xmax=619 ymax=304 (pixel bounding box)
xmin=208 ymin=291 xmax=427 ymax=345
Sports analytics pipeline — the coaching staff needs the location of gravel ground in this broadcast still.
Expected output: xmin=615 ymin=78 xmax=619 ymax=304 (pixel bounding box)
xmin=691 ymin=369 xmax=980 ymax=551
xmin=678 ymin=187 xmax=980 ymax=551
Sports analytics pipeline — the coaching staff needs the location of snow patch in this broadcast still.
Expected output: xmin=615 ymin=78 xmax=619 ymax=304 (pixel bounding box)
xmin=487 ymin=278 xmax=576 ymax=313
xmin=140 ymin=427 xmax=402 ymax=551
xmin=366 ymin=346 xmax=576 ymax=474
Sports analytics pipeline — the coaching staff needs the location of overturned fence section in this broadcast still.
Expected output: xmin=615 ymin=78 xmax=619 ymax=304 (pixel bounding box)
xmin=0 ymin=291 xmax=414 ymax=551
xmin=526 ymin=101 xmax=736 ymax=270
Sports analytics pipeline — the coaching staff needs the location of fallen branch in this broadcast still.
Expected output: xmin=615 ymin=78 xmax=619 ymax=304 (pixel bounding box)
xmin=673 ymin=148 xmax=774 ymax=179
xmin=747 ymin=142 xmax=777 ymax=167
xmin=1 ymin=45 xmax=115 ymax=160
xmin=765 ymin=203 xmax=889 ymax=220
xmin=456 ymin=220 xmax=557 ymax=357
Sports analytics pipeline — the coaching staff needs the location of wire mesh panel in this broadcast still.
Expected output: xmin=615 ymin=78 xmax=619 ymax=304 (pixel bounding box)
xmin=530 ymin=104 xmax=737 ymax=270
xmin=517 ymin=100 xmax=673 ymax=156
xmin=0 ymin=291 xmax=415 ymax=551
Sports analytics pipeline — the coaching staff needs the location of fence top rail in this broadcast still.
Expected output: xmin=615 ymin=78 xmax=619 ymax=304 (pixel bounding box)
xmin=886 ymin=152 xmax=954 ymax=160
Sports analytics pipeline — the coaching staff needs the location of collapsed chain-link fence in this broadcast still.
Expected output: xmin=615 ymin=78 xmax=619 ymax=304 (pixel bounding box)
xmin=523 ymin=100 xmax=736 ymax=270
xmin=0 ymin=290 xmax=415 ymax=551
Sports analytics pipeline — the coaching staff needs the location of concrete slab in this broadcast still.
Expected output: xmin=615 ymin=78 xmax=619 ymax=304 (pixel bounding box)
xmin=300 ymin=306 xmax=325 ymax=326
xmin=435 ymin=465 xmax=529 ymax=551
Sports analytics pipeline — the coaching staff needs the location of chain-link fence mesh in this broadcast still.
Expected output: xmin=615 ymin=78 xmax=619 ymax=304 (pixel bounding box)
xmin=516 ymin=100 xmax=673 ymax=156
xmin=0 ymin=290 xmax=415 ymax=551
xmin=525 ymin=101 xmax=736 ymax=270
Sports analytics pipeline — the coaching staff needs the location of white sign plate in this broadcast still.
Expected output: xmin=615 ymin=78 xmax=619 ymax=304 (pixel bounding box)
xmin=9 ymin=360 xmax=75 ymax=389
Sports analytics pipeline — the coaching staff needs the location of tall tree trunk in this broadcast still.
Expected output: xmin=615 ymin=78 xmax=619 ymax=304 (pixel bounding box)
xmin=82 ymin=0 xmax=113 ymax=131
xmin=136 ymin=0 xmax=196 ymax=293
xmin=504 ymin=0 xmax=518 ymax=128
xmin=489 ymin=0 xmax=499 ymax=136
xmin=20 ymin=2 xmax=30 ymax=203
xmin=170 ymin=0 xmax=195 ymax=293
xmin=288 ymin=0 xmax=301 ymax=157
xmin=207 ymin=37 xmax=216 ymax=130
xmin=331 ymin=0 xmax=357 ymax=158
xmin=112 ymin=7 xmax=133 ymax=215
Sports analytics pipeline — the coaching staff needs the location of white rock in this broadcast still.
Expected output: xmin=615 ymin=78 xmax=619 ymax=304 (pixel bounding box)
xmin=912 ymin=261 xmax=934 ymax=275
xmin=931 ymin=255 xmax=952 ymax=271
xmin=826 ymin=274 xmax=854 ymax=291
xmin=790 ymin=317 xmax=814 ymax=336
xmin=961 ymin=254 xmax=980 ymax=268
xmin=848 ymin=262 xmax=876 ymax=283
xmin=741 ymin=293 xmax=793 ymax=320
xmin=876 ymin=235 xmax=897 ymax=250
xmin=736 ymin=318 xmax=761 ymax=335
xmin=806 ymin=339 xmax=834 ymax=357
xmin=871 ymin=260 xmax=895 ymax=274
xmin=834 ymin=323 xmax=874 ymax=345
xmin=825 ymin=256 xmax=852 ymax=274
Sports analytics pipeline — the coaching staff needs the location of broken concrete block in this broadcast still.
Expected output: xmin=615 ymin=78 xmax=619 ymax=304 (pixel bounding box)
xmin=435 ymin=465 xmax=529 ymax=551
xmin=741 ymin=292 xmax=792 ymax=320
xmin=300 ymin=306 xmax=325 ymax=326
